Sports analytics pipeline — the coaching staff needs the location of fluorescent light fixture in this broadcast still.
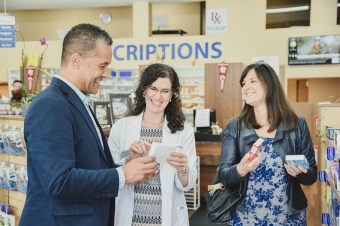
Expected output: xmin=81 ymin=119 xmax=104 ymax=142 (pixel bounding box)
xmin=266 ymin=6 xmax=309 ymax=14
xmin=338 ymin=3 xmax=340 ymax=7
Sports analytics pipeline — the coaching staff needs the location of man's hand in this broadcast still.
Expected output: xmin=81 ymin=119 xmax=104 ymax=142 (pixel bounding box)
xmin=123 ymin=156 xmax=157 ymax=185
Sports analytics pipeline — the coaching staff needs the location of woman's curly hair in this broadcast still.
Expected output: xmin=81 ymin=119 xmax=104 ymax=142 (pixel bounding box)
xmin=129 ymin=63 xmax=185 ymax=133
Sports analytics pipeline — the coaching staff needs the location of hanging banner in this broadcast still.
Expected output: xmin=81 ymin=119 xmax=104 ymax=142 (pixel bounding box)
xmin=25 ymin=66 xmax=36 ymax=92
xmin=217 ymin=62 xmax=228 ymax=92
xmin=0 ymin=13 xmax=16 ymax=48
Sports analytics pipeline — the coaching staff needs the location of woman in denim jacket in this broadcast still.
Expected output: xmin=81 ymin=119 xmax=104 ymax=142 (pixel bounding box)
xmin=218 ymin=62 xmax=317 ymax=225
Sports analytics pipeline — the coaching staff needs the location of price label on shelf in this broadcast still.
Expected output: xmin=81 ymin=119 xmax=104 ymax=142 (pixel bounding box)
xmin=326 ymin=147 xmax=336 ymax=160
xmin=319 ymin=171 xmax=327 ymax=183
xmin=321 ymin=213 xmax=331 ymax=225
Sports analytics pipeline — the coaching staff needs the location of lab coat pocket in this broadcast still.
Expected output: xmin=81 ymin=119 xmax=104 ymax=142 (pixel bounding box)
xmin=174 ymin=195 xmax=189 ymax=226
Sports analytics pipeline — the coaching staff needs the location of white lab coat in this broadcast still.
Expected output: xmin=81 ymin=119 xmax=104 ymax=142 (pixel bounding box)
xmin=108 ymin=113 xmax=197 ymax=226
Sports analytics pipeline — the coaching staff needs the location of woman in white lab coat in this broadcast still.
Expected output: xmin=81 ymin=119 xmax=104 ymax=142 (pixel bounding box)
xmin=108 ymin=63 xmax=197 ymax=226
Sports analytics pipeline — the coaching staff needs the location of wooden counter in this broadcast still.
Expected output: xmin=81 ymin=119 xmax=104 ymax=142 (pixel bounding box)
xmin=195 ymin=142 xmax=221 ymax=196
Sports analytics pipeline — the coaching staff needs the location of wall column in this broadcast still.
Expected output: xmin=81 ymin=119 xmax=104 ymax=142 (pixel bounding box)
xmin=133 ymin=1 xmax=151 ymax=38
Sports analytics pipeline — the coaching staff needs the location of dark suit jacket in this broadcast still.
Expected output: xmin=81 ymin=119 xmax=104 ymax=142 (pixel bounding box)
xmin=20 ymin=77 xmax=119 ymax=226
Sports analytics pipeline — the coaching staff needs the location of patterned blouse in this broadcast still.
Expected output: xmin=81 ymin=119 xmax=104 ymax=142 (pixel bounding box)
xmin=132 ymin=127 xmax=163 ymax=226
xmin=231 ymin=138 xmax=306 ymax=225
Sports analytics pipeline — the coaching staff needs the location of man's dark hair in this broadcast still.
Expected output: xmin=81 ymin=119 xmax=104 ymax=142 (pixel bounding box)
xmin=12 ymin=80 xmax=23 ymax=85
xmin=61 ymin=23 xmax=112 ymax=66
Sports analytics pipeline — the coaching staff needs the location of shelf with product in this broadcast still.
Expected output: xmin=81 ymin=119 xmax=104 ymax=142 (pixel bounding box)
xmin=326 ymin=139 xmax=340 ymax=160
xmin=96 ymin=69 xmax=139 ymax=102
xmin=0 ymin=115 xmax=27 ymax=226
xmin=324 ymin=137 xmax=340 ymax=226
xmin=177 ymin=67 xmax=205 ymax=127
xmin=317 ymin=103 xmax=340 ymax=226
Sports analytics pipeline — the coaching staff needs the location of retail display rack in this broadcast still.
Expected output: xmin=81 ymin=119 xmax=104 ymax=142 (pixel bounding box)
xmin=317 ymin=103 xmax=340 ymax=226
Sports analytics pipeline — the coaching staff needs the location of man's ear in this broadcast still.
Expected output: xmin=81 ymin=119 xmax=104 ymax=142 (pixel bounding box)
xmin=70 ymin=52 xmax=82 ymax=69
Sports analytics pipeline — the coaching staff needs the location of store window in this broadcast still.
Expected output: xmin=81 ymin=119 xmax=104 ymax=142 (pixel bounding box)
xmin=337 ymin=0 xmax=340 ymax=24
xmin=266 ymin=0 xmax=311 ymax=29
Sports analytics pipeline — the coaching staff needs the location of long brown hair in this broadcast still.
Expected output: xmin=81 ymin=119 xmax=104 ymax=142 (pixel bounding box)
xmin=130 ymin=63 xmax=185 ymax=133
xmin=239 ymin=62 xmax=298 ymax=132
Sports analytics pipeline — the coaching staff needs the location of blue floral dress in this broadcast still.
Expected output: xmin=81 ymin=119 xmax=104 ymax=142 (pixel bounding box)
xmin=231 ymin=138 xmax=306 ymax=225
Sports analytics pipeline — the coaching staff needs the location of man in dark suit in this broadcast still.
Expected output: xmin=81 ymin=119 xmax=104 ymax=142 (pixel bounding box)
xmin=19 ymin=23 xmax=157 ymax=226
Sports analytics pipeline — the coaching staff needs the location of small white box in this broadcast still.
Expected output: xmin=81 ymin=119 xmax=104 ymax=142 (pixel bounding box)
xmin=285 ymin=155 xmax=309 ymax=169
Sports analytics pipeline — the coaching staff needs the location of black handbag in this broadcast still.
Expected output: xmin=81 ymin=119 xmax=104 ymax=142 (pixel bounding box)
xmin=204 ymin=119 xmax=246 ymax=223
xmin=204 ymin=175 xmax=246 ymax=224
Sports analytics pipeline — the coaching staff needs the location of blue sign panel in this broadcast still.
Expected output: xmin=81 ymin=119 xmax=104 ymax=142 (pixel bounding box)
xmin=0 ymin=14 xmax=16 ymax=48
xmin=319 ymin=170 xmax=327 ymax=183
xmin=119 ymin=71 xmax=132 ymax=77
xmin=321 ymin=212 xmax=331 ymax=225
xmin=326 ymin=147 xmax=336 ymax=160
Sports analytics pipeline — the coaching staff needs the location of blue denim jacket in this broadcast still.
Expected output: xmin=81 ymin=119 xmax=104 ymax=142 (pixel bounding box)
xmin=218 ymin=116 xmax=317 ymax=213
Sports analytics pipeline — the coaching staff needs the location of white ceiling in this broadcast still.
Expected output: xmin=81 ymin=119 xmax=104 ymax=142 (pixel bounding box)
xmin=0 ymin=0 xmax=201 ymax=11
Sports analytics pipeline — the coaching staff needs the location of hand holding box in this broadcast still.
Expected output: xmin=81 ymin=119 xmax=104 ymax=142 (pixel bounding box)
xmin=285 ymin=155 xmax=309 ymax=170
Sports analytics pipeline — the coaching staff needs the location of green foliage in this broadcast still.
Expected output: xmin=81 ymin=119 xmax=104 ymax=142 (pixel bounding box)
xmin=21 ymin=86 xmax=36 ymax=104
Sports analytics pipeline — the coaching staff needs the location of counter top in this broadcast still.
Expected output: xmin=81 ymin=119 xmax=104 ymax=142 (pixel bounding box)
xmin=196 ymin=142 xmax=221 ymax=166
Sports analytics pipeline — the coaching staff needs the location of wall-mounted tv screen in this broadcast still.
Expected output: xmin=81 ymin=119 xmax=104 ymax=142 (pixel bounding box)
xmin=288 ymin=35 xmax=340 ymax=65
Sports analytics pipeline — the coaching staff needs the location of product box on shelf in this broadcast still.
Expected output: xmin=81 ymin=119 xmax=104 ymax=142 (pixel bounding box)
xmin=0 ymin=211 xmax=15 ymax=226
xmin=326 ymin=126 xmax=340 ymax=140
xmin=327 ymin=146 xmax=337 ymax=161
xmin=331 ymin=168 xmax=340 ymax=192
xmin=335 ymin=131 xmax=340 ymax=148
